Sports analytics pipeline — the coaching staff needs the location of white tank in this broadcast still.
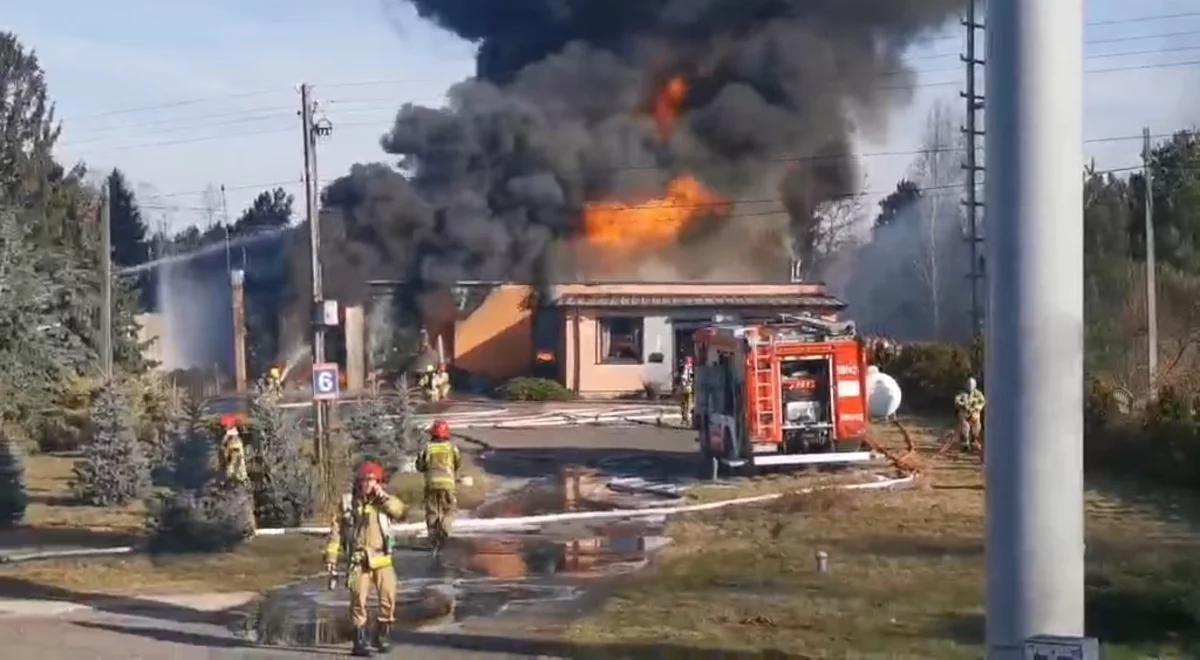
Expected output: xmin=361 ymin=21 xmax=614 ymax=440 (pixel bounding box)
xmin=866 ymin=365 xmax=902 ymax=419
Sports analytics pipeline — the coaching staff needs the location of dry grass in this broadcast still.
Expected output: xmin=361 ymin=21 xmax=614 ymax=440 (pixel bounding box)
xmin=9 ymin=442 xmax=494 ymax=597
xmin=0 ymin=535 xmax=322 ymax=597
xmin=386 ymin=448 xmax=491 ymax=517
xmin=569 ymin=417 xmax=1200 ymax=659
xmin=22 ymin=452 xmax=145 ymax=532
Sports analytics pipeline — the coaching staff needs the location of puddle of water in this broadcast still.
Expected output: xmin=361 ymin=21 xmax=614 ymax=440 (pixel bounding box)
xmin=471 ymin=467 xmax=615 ymax=518
xmin=240 ymin=465 xmax=678 ymax=648
xmin=242 ymin=527 xmax=667 ymax=647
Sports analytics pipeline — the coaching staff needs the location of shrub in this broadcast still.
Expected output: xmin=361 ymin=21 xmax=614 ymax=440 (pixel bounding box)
xmin=0 ymin=424 xmax=27 ymax=528
xmin=246 ymin=390 xmax=315 ymax=527
xmin=347 ymin=392 xmax=402 ymax=476
xmin=168 ymin=397 xmax=216 ymax=491
xmin=495 ymin=377 xmax=575 ymax=402
xmin=73 ymin=384 xmax=150 ymax=506
xmin=146 ymin=396 xmax=254 ymax=552
xmin=1085 ymin=381 xmax=1200 ymax=493
xmin=147 ymin=485 xmax=255 ymax=553
xmin=876 ymin=342 xmax=979 ymax=413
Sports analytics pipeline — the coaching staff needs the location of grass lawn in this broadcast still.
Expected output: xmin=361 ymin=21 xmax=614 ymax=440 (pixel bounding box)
xmin=569 ymin=417 xmax=1200 ymax=659
xmin=3 ymin=440 xmax=492 ymax=597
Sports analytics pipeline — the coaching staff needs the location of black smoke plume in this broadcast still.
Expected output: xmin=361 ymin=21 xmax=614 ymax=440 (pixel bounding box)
xmin=283 ymin=0 xmax=960 ymax=353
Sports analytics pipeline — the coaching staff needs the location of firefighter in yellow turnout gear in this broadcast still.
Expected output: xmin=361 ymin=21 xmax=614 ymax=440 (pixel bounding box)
xmin=218 ymin=417 xmax=249 ymax=486
xmin=416 ymin=419 xmax=462 ymax=553
xmin=678 ymin=356 xmax=695 ymax=428
xmin=323 ymin=461 xmax=406 ymax=657
xmin=954 ymin=377 xmax=987 ymax=452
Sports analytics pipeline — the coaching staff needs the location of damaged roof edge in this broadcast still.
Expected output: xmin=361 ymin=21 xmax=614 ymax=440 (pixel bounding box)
xmin=547 ymin=294 xmax=847 ymax=309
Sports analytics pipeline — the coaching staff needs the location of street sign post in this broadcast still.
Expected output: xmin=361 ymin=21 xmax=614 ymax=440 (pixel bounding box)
xmin=313 ymin=363 xmax=340 ymax=401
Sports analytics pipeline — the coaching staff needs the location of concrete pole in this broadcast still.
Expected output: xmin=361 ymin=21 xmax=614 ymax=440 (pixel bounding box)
xmin=984 ymin=1 xmax=1085 ymax=657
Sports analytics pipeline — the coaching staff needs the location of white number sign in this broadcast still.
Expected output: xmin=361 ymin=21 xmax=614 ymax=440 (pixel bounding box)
xmin=313 ymin=363 xmax=340 ymax=401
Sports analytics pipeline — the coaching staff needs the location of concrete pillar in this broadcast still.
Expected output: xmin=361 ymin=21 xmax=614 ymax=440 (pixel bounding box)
xmin=984 ymin=1 xmax=1085 ymax=657
xmin=345 ymin=305 xmax=366 ymax=393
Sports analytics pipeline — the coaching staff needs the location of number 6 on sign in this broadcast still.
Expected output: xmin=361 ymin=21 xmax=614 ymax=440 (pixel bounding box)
xmin=313 ymin=363 xmax=340 ymax=401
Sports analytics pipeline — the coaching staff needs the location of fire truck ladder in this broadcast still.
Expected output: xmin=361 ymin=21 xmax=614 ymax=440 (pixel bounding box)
xmin=751 ymin=338 xmax=778 ymax=436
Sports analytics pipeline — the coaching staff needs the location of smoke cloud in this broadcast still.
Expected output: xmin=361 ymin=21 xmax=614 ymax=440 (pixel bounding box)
xmin=310 ymin=0 xmax=960 ymax=311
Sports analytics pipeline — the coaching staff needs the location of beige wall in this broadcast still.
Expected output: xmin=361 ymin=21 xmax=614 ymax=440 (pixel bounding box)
xmin=453 ymin=285 xmax=534 ymax=382
xmin=135 ymin=313 xmax=167 ymax=370
xmin=563 ymin=310 xmax=667 ymax=398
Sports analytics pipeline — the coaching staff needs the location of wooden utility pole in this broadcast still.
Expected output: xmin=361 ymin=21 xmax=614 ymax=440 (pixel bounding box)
xmin=99 ymin=184 xmax=113 ymax=381
xmin=1143 ymin=127 xmax=1158 ymax=394
xmin=301 ymin=83 xmax=327 ymax=467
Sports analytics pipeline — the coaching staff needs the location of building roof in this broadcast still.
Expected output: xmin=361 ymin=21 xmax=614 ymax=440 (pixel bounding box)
xmin=548 ymin=293 xmax=845 ymax=309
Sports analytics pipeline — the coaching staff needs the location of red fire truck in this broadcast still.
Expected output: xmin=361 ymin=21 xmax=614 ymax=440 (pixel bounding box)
xmin=692 ymin=315 xmax=872 ymax=471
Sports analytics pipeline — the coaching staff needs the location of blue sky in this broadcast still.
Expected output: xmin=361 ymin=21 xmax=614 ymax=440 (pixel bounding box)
xmin=6 ymin=0 xmax=1200 ymax=232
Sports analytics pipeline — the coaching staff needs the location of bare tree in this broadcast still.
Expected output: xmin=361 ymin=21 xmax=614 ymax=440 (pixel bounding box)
xmin=812 ymin=194 xmax=866 ymax=263
xmin=908 ymin=101 xmax=966 ymax=339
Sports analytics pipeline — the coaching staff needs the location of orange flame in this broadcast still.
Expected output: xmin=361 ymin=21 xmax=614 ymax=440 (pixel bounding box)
xmin=583 ymin=175 xmax=730 ymax=252
xmin=654 ymin=75 xmax=688 ymax=141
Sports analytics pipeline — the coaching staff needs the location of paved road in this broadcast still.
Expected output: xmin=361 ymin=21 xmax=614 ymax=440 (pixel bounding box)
xmin=0 ymin=613 xmax=541 ymax=659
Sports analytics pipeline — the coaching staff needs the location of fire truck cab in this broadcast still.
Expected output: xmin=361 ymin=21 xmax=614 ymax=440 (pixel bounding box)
xmin=692 ymin=315 xmax=872 ymax=471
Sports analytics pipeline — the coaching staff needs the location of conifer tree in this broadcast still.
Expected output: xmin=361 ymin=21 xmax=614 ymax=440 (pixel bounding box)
xmin=0 ymin=424 xmax=27 ymax=528
xmin=73 ymin=384 xmax=149 ymax=506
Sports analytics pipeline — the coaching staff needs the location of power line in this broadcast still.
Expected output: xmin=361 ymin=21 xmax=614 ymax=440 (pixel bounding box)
xmin=63 ymin=88 xmax=289 ymax=123
xmin=141 ymin=179 xmax=303 ymax=200
xmin=1088 ymin=11 xmax=1200 ymax=27
xmin=62 ymin=112 xmax=296 ymax=147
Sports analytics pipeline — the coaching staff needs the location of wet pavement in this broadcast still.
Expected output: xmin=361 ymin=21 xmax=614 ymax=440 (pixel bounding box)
xmin=238 ymin=474 xmax=671 ymax=651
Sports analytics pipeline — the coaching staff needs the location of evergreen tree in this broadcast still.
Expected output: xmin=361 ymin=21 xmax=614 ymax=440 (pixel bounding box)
xmin=106 ymin=169 xmax=149 ymax=268
xmin=392 ymin=379 xmax=425 ymax=456
xmin=346 ymin=392 xmax=404 ymax=475
xmin=0 ymin=32 xmax=61 ymax=210
xmin=0 ymin=424 xmax=27 ymax=528
xmin=233 ymin=188 xmax=293 ymax=233
xmin=168 ymin=396 xmax=214 ymax=490
xmin=246 ymin=389 xmax=315 ymax=527
xmin=73 ymin=384 xmax=150 ymax=506
xmin=147 ymin=395 xmax=253 ymax=552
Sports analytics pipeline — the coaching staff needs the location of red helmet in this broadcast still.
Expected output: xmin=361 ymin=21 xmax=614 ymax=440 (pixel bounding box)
xmin=220 ymin=415 xmax=239 ymax=430
xmin=356 ymin=461 xmax=384 ymax=481
xmin=684 ymin=356 xmax=694 ymax=365
xmin=429 ymin=419 xmax=451 ymax=440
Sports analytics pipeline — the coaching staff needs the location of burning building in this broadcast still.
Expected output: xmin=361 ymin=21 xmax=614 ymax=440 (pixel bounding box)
xmin=278 ymin=0 xmax=961 ymax=388
xmin=356 ymin=279 xmax=843 ymax=398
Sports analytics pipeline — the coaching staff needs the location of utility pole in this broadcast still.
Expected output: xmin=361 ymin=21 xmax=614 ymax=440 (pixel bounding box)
xmin=962 ymin=0 xmax=986 ymax=338
xmin=1143 ymin=127 xmax=1158 ymax=395
xmin=985 ymin=1 xmax=1087 ymax=657
xmin=99 ymin=185 xmax=113 ymax=381
xmin=301 ymin=82 xmax=326 ymax=468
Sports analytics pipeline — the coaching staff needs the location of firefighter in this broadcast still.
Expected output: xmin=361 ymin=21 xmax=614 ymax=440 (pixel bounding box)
xmin=954 ymin=377 xmax=987 ymax=451
xmin=267 ymin=366 xmax=283 ymax=397
xmin=218 ymin=416 xmax=249 ymax=486
xmin=323 ymin=461 xmax=406 ymax=656
xmin=434 ymin=363 xmax=452 ymax=401
xmin=678 ymin=356 xmax=695 ymax=427
xmin=415 ymin=419 xmax=462 ymax=554
xmin=419 ymin=364 xmax=439 ymax=402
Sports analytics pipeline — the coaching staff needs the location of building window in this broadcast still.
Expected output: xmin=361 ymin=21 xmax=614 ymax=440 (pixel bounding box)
xmin=598 ymin=317 xmax=643 ymax=364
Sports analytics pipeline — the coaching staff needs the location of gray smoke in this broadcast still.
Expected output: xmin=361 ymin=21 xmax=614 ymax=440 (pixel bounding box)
xmin=314 ymin=0 xmax=960 ymax=305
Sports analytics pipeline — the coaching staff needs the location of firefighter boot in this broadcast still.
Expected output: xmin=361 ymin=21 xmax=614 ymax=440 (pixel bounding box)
xmin=351 ymin=627 xmax=374 ymax=657
xmin=373 ymin=622 xmax=392 ymax=653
